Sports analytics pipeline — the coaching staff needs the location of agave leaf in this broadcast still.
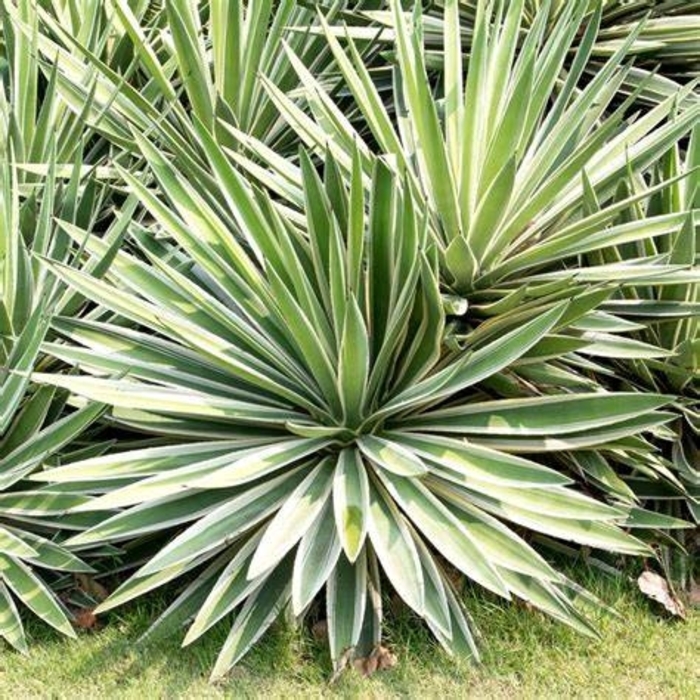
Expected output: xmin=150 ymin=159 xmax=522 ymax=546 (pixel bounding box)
xmin=377 ymin=469 xmax=510 ymax=598
xmin=469 ymin=412 xmax=675 ymax=453
xmin=390 ymin=0 xmax=461 ymax=240
xmin=338 ymin=297 xmax=370 ymax=427
xmin=0 ymin=491 xmax=90 ymax=518
xmin=327 ymin=551 xmax=367 ymax=671
xmin=210 ymin=555 xmax=293 ymax=681
xmin=139 ymin=551 xmax=234 ymax=644
xmin=0 ymin=401 xmax=106 ymax=489
xmin=358 ymin=436 xmax=428 ymax=477
xmin=32 ymin=374 xmax=302 ymax=427
xmin=0 ymin=308 xmax=51 ymax=433
xmin=497 ymin=568 xmax=599 ymax=637
xmin=182 ymin=531 xmax=266 ymax=646
xmin=188 ymin=439 xmax=330 ymax=490
xmin=108 ymin=0 xmax=175 ymax=100
xmin=0 ymin=385 xmax=55 ymax=458
xmin=411 ymin=528 xmax=452 ymax=638
xmin=428 ymin=573 xmax=479 ymax=660
xmin=31 ymin=439 xmax=246 ymax=484
xmin=367 ymin=478 xmax=424 ymax=616
xmin=292 ymin=493 xmax=342 ymax=615
xmin=379 ymin=302 xmax=566 ymax=417
xmin=248 ymin=458 xmax=335 ymax=579
xmin=98 ymin=545 xmax=231 ymax=615
xmin=391 ymin=433 xmax=570 ymax=487
xmin=70 ymin=490 xmax=240 ymax=548
xmin=165 ymin=0 xmax=214 ymax=125
xmin=0 ymin=528 xmax=38 ymax=559
xmin=0 ymin=581 xmax=27 ymax=654
xmin=0 ymin=555 xmax=75 ymax=638
xmin=136 ymin=469 xmax=307 ymax=576
xmin=11 ymin=529 xmax=92 ymax=573
xmin=444 ymin=499 xmax=558 ymax=581
xmin=434 ymin=478 xmax=650 ymax=555
xmin=408 ymin=393 xmax=672 ymax=435
xmin=333 ymin=449 xmax=370 ymax=563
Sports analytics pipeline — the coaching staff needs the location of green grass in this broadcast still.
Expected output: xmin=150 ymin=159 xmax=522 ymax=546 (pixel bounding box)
xmin=1 ymin=569 xmax=697 ymax=699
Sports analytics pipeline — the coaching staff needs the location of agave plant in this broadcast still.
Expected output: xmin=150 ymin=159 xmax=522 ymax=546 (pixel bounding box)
xmin=0 ymin=0 xmax=120 ymax=651
xmin=331 ymin=0 xmax=700 ymax=103
xmin=581 ymin=123 xmax=699 ymax=582
xmin=27 ymin=124 xmax=680 ymax=679
xmin=218 ymin=0 xmax=699 ymax=510
xmin=227 ymin=0 xmax=699 ymax=305
xmin=0 ymin=0 xmax=695 ymax=680
xmin=12 ymin=0 xmax=383 ymax=170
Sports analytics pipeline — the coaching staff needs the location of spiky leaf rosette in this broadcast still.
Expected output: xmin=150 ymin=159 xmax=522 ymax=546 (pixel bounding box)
xmin=8 ymin=0 xmax=381 ymax=165
xmin=233 ymin=0 xmax=699 ymax=301
xmin=329 ymin=1 xmax=700 ymax=104
xmin=31 ymin=135 xmax=673 ymax=679
xmin=580 ymin=123 xmax=699 ymax=526
xmin=207 ymin=0 xmax=698 ymax=521
xmin=0 ymin=2 xmax=118 ymax=650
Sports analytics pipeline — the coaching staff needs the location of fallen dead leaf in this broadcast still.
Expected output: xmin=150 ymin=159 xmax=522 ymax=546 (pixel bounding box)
xmin=375 ymin=646 xmax=397 ymax=671
xmin=353 ymin=654 xmax=378 ymax=677
xmin=637 ymin=571 xmax=686 ymax=619
xmin=73 ymin=608 xmax=99 ymax=631
xmin=352 ymin=646 xmax=397 ymax=677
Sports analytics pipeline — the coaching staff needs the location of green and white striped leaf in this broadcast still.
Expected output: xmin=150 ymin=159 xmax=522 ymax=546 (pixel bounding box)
xmin=248 ymin=458 xmax=335 ymax=579
xmin=333 ymin=449 xmax=370 ymax=563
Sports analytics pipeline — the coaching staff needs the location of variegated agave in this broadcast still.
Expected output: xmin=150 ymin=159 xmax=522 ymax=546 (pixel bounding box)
xmin=333 ymin=0 xmax=700 ymax=104
xmin=225 ymin=0 xmax=699 ymax=545
xmin=0 ymin=2 xmax=113 ymax=651
xmin=235 ymin=0 xmax=699 ymax=302
xmin=30 ymin=135 xmax=674 ymax=679
xmin=0 ymin=0 xmax=695 ymax=683
xmin=583 ymin=123 xmax=699 ymax=582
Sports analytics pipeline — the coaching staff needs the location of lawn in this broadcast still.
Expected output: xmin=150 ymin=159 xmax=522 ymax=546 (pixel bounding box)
xmin=1 ymin=569 xmax=697 ymax=699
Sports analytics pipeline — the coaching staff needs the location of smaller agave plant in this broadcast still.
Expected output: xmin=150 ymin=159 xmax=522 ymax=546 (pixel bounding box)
xmin=32 ymin=127 xmax=674 ymax=679
xmin=0 ymin=2 xmax=125 ymax=650
xmin=0 ymin=92 xmax=109 ymax=653
xmin=333 ymin=0 xmax=700 ymax=104
xmin=226 ymin=0 xmax=699 ymax=313
xmin=582 ymin=123 xmax=700 ymax=581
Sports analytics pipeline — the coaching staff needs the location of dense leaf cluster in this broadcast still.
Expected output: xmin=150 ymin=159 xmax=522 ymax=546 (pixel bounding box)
xmin=0 ymin=0 xmax=697 ymax=681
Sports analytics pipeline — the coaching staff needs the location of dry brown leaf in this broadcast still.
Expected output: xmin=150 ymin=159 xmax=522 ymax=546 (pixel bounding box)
xmin=74 ymin=574 xmax=109 ymax=602
xmin=354 ymin=654 xmax=378 ymax=677
xmin=352 ymin=646 xmax=397 ymax=677
xmin=637 ymin=571 xmax=686 ymax=619
xmin=73 ymin=608 xmax=99 ymax=631
xmin=375 ymin=646 xmax=397 ymax=671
